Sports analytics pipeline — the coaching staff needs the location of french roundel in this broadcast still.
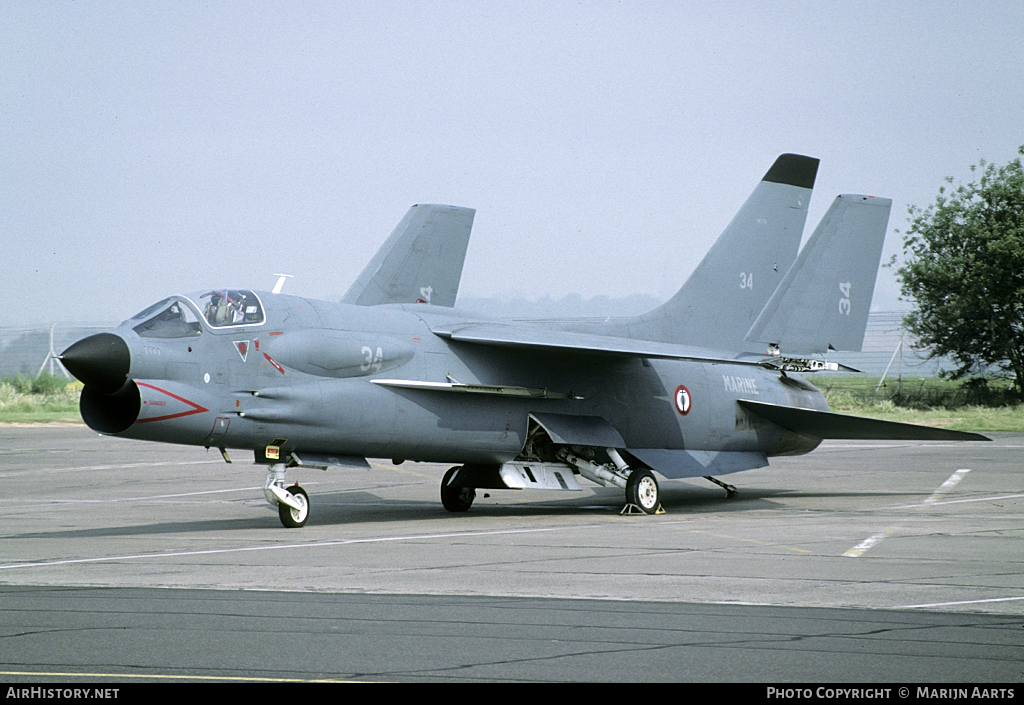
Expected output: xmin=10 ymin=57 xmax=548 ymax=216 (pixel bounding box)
xmin=674 ymin=385 xmax=692 ymax=416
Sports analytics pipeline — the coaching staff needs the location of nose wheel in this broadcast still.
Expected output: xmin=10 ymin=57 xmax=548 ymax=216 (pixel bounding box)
xmin=278 ymin=485 xmax=309 ymax=528
xmin=264 ymin=464 xmax=311 ymax=528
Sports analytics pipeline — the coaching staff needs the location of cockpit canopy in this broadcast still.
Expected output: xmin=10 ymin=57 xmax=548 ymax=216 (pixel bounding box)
xmin=193 ymin=289 xmax=265 ymax=327
xmin=130 ymin=290 xmax=265 ymax=338
xmin=131 ymin=298 xmax=202 ymax=338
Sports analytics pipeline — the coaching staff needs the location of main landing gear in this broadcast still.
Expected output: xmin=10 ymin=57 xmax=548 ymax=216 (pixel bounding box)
xmin=441 ymin=466 xmax=476 ymax=512
xmin=440 ymin=456 xmax=663 ymax=516
xmin=559 ymin=448 xmax=663 ymax=515
xmin=624 ymin=469 xmax=661 ymax=514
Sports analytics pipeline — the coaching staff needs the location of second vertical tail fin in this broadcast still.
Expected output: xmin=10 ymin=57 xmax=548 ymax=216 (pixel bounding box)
xmin=744 ymin=194 xmax=892 ymax=354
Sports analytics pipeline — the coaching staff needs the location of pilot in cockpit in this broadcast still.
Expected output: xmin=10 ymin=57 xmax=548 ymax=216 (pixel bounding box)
xmin=205 ymin=292 xmax=230 ymax=326
xmin=203 ymin=290 xmax=259 ymax=326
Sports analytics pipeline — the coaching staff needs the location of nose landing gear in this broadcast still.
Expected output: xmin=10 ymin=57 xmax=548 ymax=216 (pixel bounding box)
xmin=264 ymin=463 xmax=310 ymax=528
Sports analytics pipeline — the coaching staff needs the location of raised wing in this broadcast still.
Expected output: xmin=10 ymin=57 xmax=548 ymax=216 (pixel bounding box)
xmin=745 ymin=194 xmax=892 ymax=354
xmin=342 ymin=204 xmax=475 ymax=307
xmin=431 ymin=321 xmax=767 ymax=367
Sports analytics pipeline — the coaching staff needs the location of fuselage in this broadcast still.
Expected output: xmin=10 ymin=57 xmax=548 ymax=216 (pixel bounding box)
xmin=64 ymin=290 xmax=829 ymax=466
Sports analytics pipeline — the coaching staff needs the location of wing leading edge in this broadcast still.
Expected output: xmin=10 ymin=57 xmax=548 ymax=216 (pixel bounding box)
xmin=431 ymin=322 xmax=769 ymax=367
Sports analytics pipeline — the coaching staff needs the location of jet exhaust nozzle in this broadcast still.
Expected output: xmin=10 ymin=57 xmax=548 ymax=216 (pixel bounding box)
xmin=61 ymin=333 xmax=131 ymax=394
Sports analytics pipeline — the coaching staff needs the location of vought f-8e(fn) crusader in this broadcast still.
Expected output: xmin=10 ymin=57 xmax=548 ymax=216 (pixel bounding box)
xmin=61 ymin=158 xmax=986 ymax=527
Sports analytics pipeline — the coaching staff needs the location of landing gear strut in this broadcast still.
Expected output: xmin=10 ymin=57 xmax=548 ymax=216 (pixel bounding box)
xmin=559 ymin=448 xmax=663 ymax=515
xmin=704 ymin=475 xmax=739 ymax=499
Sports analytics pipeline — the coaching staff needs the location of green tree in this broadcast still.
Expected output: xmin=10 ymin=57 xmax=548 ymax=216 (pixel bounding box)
xmin=896 ymin=146 xmax=1024 ymax=397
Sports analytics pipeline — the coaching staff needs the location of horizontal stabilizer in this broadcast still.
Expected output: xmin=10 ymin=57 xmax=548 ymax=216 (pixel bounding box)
xmin=342 ymin=204 xmax=475 ymax=307
xmin=745 ymin=194 xmax=891 ymax=354
xmin=738 ymin=399 xmax=989 ymax=442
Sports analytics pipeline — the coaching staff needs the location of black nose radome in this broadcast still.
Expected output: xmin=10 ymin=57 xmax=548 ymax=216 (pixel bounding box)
xmin=61 ymin=333 xmax=131 ymax=394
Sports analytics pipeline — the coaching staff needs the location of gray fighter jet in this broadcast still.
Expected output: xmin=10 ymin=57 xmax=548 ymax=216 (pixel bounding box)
xmin=61 ymin=156 xmax=987 ymax=527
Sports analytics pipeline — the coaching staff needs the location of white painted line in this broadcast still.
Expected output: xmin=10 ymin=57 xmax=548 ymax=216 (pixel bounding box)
xmin=3 ymin=459 xmax=223 ymax=478
xmin=844 ymin=469 xmax=974 ymax=557
xmin=842 ymin=528 xmax=897 ymax=557
xmin=0 ymin=526 xmax=568 ymax=571
xmin=16 ymin=487 xmax=263 ymax=503
xmin=924 ymin=468 xmax=971 ymax=503
xmin=896 ymin=595 xmax=1024 ymax=609
xmin=886 ymin=492 xmax=1024 ymax=510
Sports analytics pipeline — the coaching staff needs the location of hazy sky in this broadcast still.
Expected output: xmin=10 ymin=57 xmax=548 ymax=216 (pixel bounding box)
xmin=4 ymin=1 xmax=1023 ymax=325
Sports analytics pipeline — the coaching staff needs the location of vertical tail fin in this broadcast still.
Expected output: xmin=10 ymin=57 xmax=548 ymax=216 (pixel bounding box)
xmin=605 ymin=154 xmax=819 ymax=348
xmin=342 ymin=204 xmax=475 ymax=307
xmin=744 ymin=194 xmax=892 ymax=354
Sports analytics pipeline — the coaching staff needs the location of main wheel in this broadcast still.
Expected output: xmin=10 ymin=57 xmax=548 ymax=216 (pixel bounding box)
xmin=625 ymin=469 xmax=660 ymax=514
xmin=441 ymin=466 xmax=476 ymax=512
xmin=278 ymin=485 xmax=309 ymax=528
